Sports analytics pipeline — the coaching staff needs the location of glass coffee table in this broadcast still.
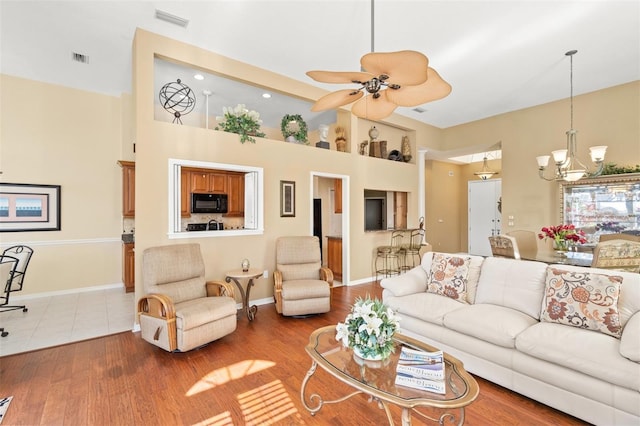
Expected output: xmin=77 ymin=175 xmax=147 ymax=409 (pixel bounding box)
xmin=301 ymin=325 xmax=479 ymax=425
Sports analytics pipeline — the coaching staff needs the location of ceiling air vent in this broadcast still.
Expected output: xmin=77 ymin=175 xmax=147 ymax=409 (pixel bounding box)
xmin=412 ymin=107 xmax=427 ymax=113
xmin=72 ymin=52 xmax=89 ymax=64
xmin=155 ymin=9 xmax=189 ymax=27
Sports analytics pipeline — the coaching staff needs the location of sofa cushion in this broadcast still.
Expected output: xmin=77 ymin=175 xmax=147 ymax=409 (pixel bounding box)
xmin=540 ymin=267 xmax=623 ymax=338
xmin=175 ymin=296 xmax=237 ymax=331
xmin=277 ymin=262 xmax=321 ymax=281
xmin=443 ymin=304 xmax=539 ymax=348
xmin=516 ymin=322 xmax=640 ymax=392
xmin=620 ymin=313 xmax=640 ymax=362
xmin=421 ymin=252 xmax=484 ymax=304
xmin=384 ymin=293 xmax=465 ymax=326
xmin=545 ymin=264 xmax=640 ymax=328
xmin=426 ymin=253 xmax=471 ymax=303
xmin=474 ymin=257 xmax=548 ymax=319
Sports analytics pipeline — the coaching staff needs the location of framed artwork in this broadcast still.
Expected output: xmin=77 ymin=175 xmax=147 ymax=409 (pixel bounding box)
xmin=0 ymin=183 xmax=61 ymax=232
xmin=280 ymin=180 xmax=295 ymax=217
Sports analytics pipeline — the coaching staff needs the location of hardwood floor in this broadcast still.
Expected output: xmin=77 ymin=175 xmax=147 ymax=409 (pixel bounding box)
xmin=0 ymin=282 xmax=590 ymax=425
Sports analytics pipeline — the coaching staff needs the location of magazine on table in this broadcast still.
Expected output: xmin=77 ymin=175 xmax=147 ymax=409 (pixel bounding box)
xmin=395 ymin=346 xmax=446 ymax=393
xmin=394 ymin=373 xmax=446 ymax=394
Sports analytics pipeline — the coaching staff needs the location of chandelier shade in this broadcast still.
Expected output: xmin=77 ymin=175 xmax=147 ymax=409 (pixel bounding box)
xmin=537 ymin=50 xmax=606 ymax=182
xmin=474 ymin=156 xmax=499 ymax=180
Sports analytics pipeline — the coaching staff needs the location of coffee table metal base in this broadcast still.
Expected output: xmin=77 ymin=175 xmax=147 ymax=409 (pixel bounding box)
xmin=301 ymin=360 xmax=466 ymax=426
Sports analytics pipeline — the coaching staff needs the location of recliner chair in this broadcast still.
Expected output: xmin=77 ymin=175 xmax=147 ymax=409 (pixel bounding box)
xmin=137 ymin=243 xmax=237 ymax=352
xmin=274 ymin=236 xmax=333 ymax=316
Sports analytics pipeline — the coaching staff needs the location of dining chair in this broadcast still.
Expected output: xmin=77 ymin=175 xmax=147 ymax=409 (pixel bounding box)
xmin=488 ymin=235 xmax=521 ymax=259
xmin=591 ymin=239 xmax=640 ymax=273
xmin=598 ymin=233 xmax=640 ymax=243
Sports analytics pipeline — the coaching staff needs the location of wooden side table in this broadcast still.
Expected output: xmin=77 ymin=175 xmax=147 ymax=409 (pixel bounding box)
xmin=225 ymin=268 xmax=263 ymax=321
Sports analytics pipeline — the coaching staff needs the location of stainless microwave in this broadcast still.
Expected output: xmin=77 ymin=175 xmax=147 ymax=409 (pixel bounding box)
xmin=191 ymin=193 xmax=228 ymax=214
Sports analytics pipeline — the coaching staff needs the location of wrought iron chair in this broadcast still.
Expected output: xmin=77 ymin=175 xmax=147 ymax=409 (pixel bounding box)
xmin=375 ymin=230 xmax=404 ymax=282
xmin=1 ymin=245 xmax=34 ymax=314
xmin=401 ymin=228 xmax=425 ymax=271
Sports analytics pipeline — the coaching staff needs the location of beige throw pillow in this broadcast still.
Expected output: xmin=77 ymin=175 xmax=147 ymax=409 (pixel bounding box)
xmin=427 ymin=253 xmax=471 ymax=303
xmin=540 ymin=267 xmax=623 ymax=338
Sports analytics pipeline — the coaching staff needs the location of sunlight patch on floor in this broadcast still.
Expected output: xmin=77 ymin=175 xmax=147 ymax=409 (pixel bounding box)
xmin=186 ymin=359 xmax=276 ymax=396
xmin=237 ymin=380 xmax=302 ymax=425
xmin=190 ymin=410 xmax=234 ymax=426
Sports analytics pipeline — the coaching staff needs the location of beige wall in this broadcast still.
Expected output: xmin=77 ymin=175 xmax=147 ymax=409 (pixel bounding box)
xmin=132 ymin=30 xmax=424 ymax=306
xmin=0 ymin=75 xmax=124 ymax=295
xmin=2 ymin=27 xmax=637 ymax=300
xmin=439 ymin=81 xmax=639 ymax=252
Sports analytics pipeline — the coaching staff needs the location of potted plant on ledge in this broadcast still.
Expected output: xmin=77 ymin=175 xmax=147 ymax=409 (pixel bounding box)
xmin=215 ymin=104 xmax=266 ymax=143
xmin=281 ymin=114 xmax=308 ymax=144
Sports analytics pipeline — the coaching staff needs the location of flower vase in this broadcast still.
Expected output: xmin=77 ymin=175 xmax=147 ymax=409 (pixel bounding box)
xmin=352 ymin=346 xmax=385 ymax=361
xmin=553 ymin=240 xmax=569 ymax=256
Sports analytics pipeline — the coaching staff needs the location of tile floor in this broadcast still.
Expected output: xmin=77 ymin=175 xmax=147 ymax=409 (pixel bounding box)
xmin=0 ymin=288 xmax=135 ymax=357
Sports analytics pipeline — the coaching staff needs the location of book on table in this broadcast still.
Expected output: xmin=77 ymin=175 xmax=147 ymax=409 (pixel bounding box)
xmin=394 ymin=346 xmax=446 ymax=394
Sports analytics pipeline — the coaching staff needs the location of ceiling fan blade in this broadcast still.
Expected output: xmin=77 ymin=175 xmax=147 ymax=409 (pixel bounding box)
xmin=361 ymin=50 xmax=429 ymax=86
xmin=311 ymin=89 xmax=364 ymax=111
xmin=386 ymin=67 xmax=452 ymax=107
xmin=306 ymin=70 xmax=374 ymax=84
xmin=351 ymin=91 xmax=398 ymax=121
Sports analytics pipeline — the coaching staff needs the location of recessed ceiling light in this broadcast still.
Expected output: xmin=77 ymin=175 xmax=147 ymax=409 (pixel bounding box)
xmin=194 ymin=74 xmax=204 ymax=81
xmin=262 ymin=93 xmax=272 ymax=99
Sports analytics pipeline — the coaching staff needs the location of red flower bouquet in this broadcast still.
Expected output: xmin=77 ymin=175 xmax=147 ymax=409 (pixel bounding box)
xmin=538 ymin=224 xmax=587 ymax=251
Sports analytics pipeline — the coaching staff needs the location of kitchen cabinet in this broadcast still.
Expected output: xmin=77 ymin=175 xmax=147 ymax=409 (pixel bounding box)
xmin=334 ymin=179 xmax=342 ymax=213
xmin=561 ymin=173 xmax=640 ymax=242
xmin=118 ymin=160 xmax=135 ymax=217
xmin=181 ymin=168 xmax=191 ymax=217
xmin=225 ymin=172 xmax=245 ymax=217
xmin=191 ymin=170 xmax=227 ymax=193
xmin=123 ymin=242 xmax=135 ymax=293
xmin=327 ymin=236 xmax=342 ymax=281
xmin=394 ymin=192 xmax=407 ymax=229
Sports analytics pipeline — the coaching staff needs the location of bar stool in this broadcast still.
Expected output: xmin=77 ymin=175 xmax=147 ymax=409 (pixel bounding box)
xmin=375 ymin=231 xmax=404 ymax=283
xmin=401 ymin=229 xmax=425 ymax=271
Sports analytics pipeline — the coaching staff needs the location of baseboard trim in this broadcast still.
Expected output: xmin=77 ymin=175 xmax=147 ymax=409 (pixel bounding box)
xmin=10 ymin=282 xmax=125 ymax=301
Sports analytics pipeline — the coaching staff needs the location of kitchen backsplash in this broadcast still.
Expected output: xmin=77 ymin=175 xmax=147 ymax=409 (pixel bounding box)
xmin=182 ymin=214 xmax=245 ymax=231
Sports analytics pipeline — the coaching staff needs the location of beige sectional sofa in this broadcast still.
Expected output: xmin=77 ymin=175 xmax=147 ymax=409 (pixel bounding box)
xmin=381 ymin=252 xmax=640 ymax=425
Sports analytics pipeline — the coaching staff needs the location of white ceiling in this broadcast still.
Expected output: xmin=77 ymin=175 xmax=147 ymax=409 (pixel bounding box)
xmin=1 ymin=1 xmax=638 ymax=139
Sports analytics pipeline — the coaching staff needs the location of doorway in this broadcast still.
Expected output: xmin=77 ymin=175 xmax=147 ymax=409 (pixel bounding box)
xmin=468 ymin=179 xmax=502 ymax=256
xmin=311 ymin=173 xmax=349 ymax=286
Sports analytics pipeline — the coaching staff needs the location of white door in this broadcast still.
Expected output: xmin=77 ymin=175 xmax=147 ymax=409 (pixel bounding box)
xmin=468 ymin=179 xmax=501 ymax=256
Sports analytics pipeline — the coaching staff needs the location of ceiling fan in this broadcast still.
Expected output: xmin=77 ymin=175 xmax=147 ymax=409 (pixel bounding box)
xmin=307 ymin=0 xmax=451 ymax=121
xmin=306 ymin=50 xmax=452 ymax=120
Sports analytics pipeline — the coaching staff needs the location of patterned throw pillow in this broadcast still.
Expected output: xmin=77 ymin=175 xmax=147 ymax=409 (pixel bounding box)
xmin=540 ymin=267 xmax=623 ymax=338
xmin=427 ymin=253 xmax=471 ymax=303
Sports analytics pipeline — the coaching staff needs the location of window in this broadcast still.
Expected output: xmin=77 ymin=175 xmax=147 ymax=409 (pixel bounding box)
xmin=168 ymin=159 xmax=264 ymax=238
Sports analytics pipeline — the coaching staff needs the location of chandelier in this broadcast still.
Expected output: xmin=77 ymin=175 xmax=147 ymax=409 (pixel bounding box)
xmin=536 ymin=50 xmax=607 ymax=182
xmin=474 ymin=156 xmax=499 ymax=180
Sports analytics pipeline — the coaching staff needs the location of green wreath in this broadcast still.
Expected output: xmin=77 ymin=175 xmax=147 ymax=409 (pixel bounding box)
xmin=280 ymin=114 xmax=308 ymax=144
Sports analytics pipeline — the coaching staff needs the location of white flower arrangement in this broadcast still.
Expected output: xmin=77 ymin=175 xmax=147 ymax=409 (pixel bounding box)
xmin=335 ymin=297 xmax=400 ymax=360
xmin=215 ymin=104 xmax=266 ymax=143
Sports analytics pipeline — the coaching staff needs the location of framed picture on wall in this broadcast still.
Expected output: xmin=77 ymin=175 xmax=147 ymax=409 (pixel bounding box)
xmin=280 ymin=180 xmax=295 ymax=217
xmin=0 ymin=183 xmax=61 ymax=232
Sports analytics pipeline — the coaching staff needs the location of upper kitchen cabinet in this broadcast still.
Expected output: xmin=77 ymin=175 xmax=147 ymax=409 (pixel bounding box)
xmin=118 ymin=160 xmax=135 ymax=217
xmin=191 ymin=170 xmax=227 ymax=193
xmin=225 ymin=172 xmax=245 ymax=217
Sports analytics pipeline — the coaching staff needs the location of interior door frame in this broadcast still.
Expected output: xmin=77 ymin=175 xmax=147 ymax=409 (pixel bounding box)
xmin=310 ymin=172 xmax=350 ymax=286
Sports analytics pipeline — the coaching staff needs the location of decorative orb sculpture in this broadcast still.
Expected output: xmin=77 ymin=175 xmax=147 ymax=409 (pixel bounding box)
xmin=159 ymin=79 xmax=196 ymax=124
